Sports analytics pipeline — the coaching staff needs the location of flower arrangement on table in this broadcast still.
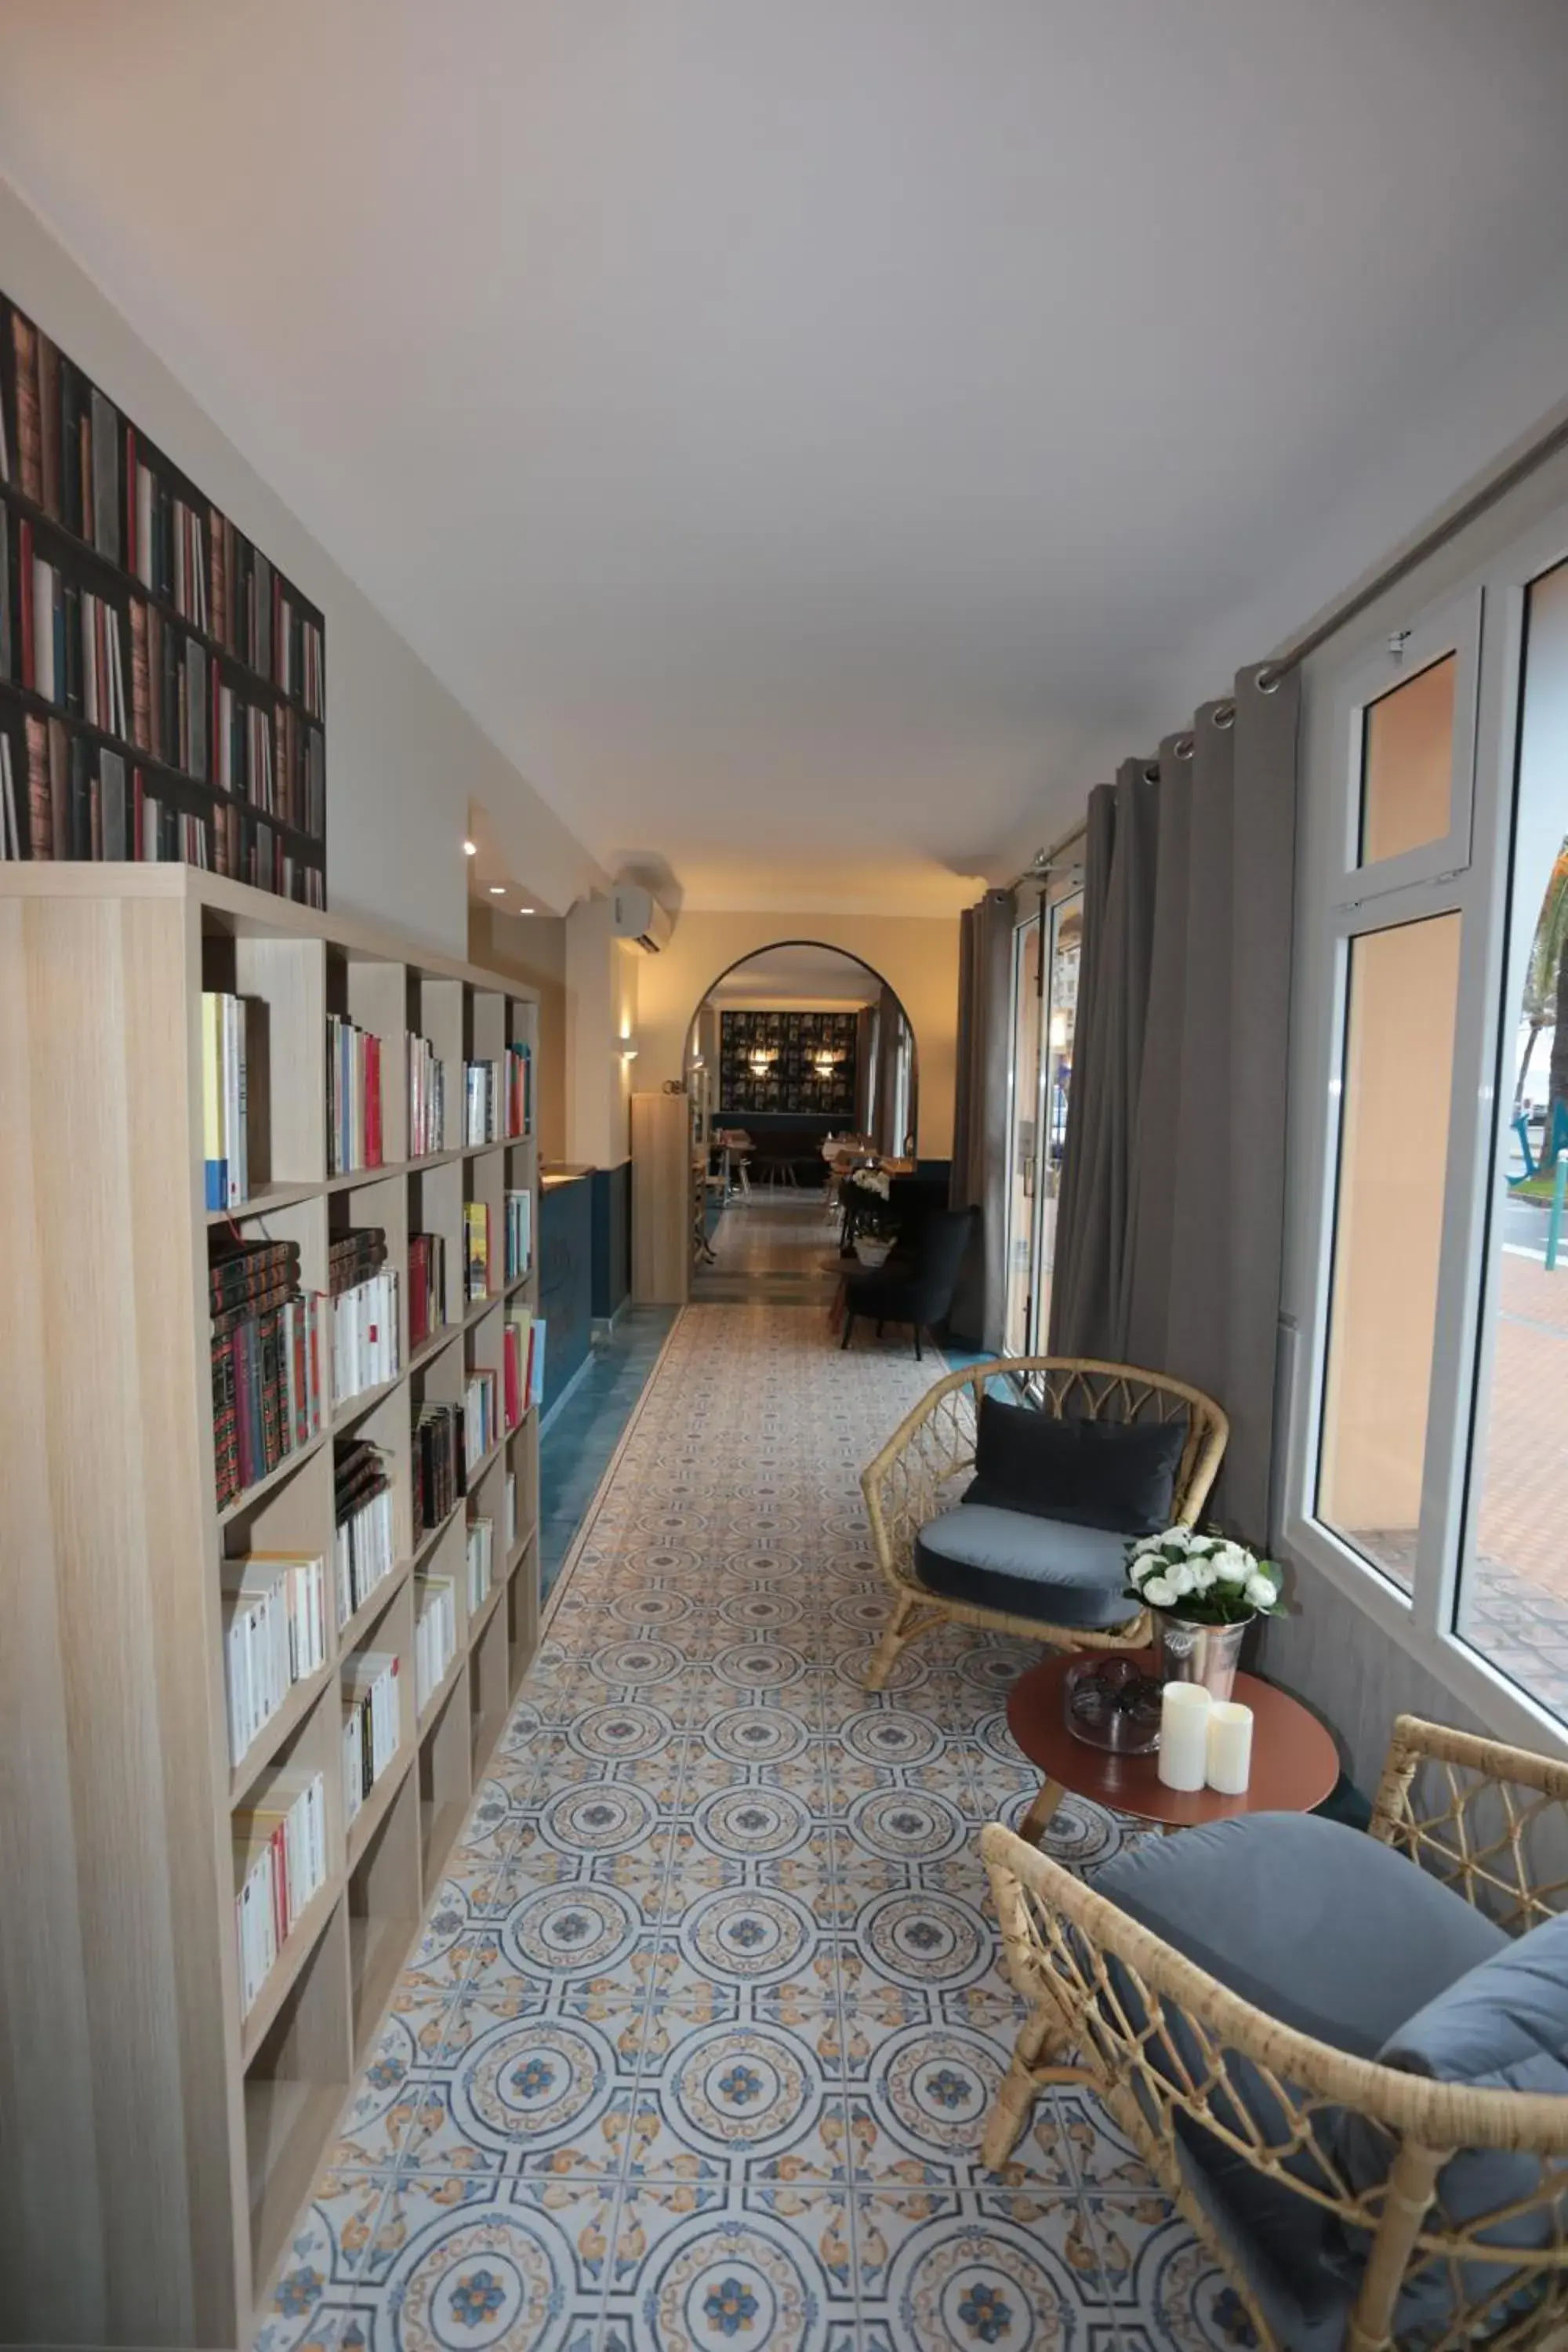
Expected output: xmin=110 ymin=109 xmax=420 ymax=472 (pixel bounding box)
xmin=1124 ymin=1528 xmax=1286 ymax=1625
xmin=844 ymin=1164 xmax=897 ymax=1237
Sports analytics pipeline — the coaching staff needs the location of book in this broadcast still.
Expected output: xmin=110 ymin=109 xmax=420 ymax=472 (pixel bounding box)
xmin=333 ymin=1439 xmax=394 ymax=1626
xmin=233 ymin=1768 xmax=326 ymax=2016
xmin=329 ymin=1232 xmax=400 ymax=1409
xmin=408 ymin=1231 xmax=447 ymax=1352
xmin=326 ymin=1014 xmax=383 ymax=1176
xmin=463 ymin=1201 xmax=490 ymax=1303
xmin=407 ymin=1031 xmax=446 ymax=1157
xmin=466 ymin=1517 xmax=494 ymax=1613
xmin=341 ymin=1651 xmax=399 ymax=1824
xmin=201 ymin=992 xmax=249 ymax=1211
xmin=503 ymin=1189 xmax=532 ymax=1282
xmin=463 ymin=1370 xmax=498 ymax=1473
xmin=221 ymin=1552 xmax=328 ymax=1767
xmin=414 ymin=1572 xmax=459 ymax=1712
xmin=412 ymin=1399 xmax=465 ymax=1540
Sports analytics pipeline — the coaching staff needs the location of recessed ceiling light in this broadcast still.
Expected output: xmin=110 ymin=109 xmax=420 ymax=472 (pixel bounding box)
xmin=463 ymin=839 xmax=477 ymax=856
xmin=488 ymin=884 xmax=506 ymax=895
xmin=519 ymin=906 xmax=535 ymax=915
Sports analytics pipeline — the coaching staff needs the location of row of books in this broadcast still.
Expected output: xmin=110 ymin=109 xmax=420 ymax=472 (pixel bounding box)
xmin=5 ymin=303 xmax=325 ymax=715
xmin=223 ymin=811 xmax=323 ymax=904
xmin=327 ymin=1014 xmax=384 ymax=1174
xmin=0 ymin=718 xmax=211 ymax=868
xmin=415 ymin=1572 xmax=459 ymax=1713
xmin=462 ymin=1045 xmax=533 ymax=1146
xmin=466 ymin=1516 xmax=494 ymax=1614
xmin=408 ymin=1231 xmax=448 ymax=1352
xmin=12 ymin=535 xmax=129 ymax=731
xmin=412 ymin=1400 xmax=465 ymax=1541
xmin=234 ymin=1769 xmax=327 ymax=2018
xmin=503 ymin=1308 xmax=546 ymax=1431
xmin=211 ymin=1241 xmax=324 ymax=1510
xmin=202 ymin=991 xmax=250 ymax=1212
xmin=465 ymin=1370 xmax=498 ymax=1474
xmin=220 ymin=1550 xmax=330 ymax=1770
xmin=504 ymin=1188 xmax=532 ymax=1282
xmin=329 ymin=1228 xmax=399 ymax=1407
xmin=343 ymin=1653 xmax=399 ymax=1827
xmin=2 ymin=518 xmax=325 ymax=838
xmin=464 ymin=1201 xmax=491 ymax=1303
xmin=335 ymin=1439 xmax=395 ymax=1628
xmin=408 ymin=1032 xmax=446 ymax=1158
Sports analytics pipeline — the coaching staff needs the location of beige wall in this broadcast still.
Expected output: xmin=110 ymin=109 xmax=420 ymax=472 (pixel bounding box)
xmin=467 ymin=906 xmax=568 ymax=1160
xmin=564 ymin=895 xmax=640 ymax=1167
xmin=637 ymin=911 xmax=961 ymax=1157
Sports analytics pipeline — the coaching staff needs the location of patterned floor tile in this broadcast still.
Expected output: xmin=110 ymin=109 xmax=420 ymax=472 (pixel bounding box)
xmin=272 ymin=1209 xmax=1236 ymax=2339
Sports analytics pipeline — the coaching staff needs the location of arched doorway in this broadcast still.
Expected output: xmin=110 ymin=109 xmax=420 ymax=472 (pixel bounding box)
xmin=684 ymin=942 xmax=919 ymax=1180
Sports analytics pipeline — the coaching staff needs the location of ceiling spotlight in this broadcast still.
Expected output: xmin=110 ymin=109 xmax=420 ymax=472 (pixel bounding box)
xmin=488 ymin=884 xmax=506 ymax=895
xmin=463 ymin=839 xmax=477 ymax=856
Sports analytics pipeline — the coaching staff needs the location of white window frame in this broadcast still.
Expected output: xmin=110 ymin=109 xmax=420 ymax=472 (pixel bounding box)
xmin=1281 ymin=499 xmax=1568 ymax=1762
xmin=1328 ymin=586 xmax=1482 ymax=906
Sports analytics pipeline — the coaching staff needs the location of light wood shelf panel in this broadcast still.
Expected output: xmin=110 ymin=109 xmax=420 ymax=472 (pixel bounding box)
xmin=0 ymin=866 xmax=542 ymax=2350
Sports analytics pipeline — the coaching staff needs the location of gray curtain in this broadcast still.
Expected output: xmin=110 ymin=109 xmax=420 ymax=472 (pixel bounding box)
xmin=1047 ymin=663 xmax=1299 ymax=1541
xmin=949 ymin=887 xmax=1014 ymax=1351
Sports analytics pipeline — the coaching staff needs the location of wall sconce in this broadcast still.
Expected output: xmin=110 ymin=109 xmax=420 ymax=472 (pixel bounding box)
xmin=616 ymin=1033 xmax=639 ymax=1061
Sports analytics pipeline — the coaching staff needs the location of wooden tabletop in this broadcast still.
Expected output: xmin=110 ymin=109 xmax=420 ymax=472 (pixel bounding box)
xmin=1007 ymin=1651 xmax=1340 ymax=1828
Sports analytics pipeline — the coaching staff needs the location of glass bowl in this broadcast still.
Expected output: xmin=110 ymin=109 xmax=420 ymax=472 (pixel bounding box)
xmin=1063 ymin=1657 xmax=1163 ymax=1755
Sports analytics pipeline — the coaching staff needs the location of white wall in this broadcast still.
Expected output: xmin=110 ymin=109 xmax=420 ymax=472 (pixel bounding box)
xmin=564 ymin=895 xmax=639 ymax=1168
xmin=0 ymin=176 xmax=601 ymax=953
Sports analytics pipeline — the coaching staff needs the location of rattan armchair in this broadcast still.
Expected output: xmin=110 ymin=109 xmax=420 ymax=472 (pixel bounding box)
xmin=858 ymin=1356 xmax=1229 ymax=1690
xmin=981 ymin=1715 xmax=1568 ymax=2352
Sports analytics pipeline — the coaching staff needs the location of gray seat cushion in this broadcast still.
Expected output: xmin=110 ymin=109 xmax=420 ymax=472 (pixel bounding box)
xmin=1335 ymin=1907 xmax=1568 ymax=2332
xmin=913 ymin=1501 xmax=1141 ymax=1631
xmin=1094 ymin=1815 xmax=1514 ymax=2352
xmin=1095 ymin=1811 xmax=1508 ymax=2056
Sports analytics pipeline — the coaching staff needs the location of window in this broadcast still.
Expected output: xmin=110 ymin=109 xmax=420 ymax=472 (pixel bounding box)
xmin=1002 ymin=885 xmax=1082 ymax=1359
xmin=1318 ymin=913 xmax=1463 ymax=1588
xmin=1457 ymin=557 xmax=1568 ymax=1717
xmin=1287 ymin=524 xmax=1568 ymax=1749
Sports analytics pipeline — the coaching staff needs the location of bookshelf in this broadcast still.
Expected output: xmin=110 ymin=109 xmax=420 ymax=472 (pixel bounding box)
xmin=0 ymin=290 xmax=327 ymax=902
xmin=0 ymin=865 xmax=543 ymax=2350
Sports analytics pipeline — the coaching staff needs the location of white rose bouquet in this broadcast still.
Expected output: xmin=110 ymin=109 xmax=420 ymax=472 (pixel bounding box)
xmin=1123 ymin=1528 xmax=1286 ymax=1626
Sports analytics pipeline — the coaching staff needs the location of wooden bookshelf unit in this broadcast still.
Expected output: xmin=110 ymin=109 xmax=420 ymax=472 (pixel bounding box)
xmin=0 ymin=866 xmax=543 ymax=2350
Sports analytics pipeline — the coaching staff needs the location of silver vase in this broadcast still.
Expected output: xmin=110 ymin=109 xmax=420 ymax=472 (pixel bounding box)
xmin=1155 ymin=1612 xmax=1249 ymax=1702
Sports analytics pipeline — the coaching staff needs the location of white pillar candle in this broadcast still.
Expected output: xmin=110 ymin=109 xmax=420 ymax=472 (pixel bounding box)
xmin=1206 ymin=1701 xmax=1254 ymax=1795
xmin=1157 ymin=1682 xmax=1213 ymax=1791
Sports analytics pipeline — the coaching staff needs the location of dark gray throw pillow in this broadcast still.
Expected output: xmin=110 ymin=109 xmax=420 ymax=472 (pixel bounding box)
xmin=965 ymin=1396 xmax=1185 ymax=1534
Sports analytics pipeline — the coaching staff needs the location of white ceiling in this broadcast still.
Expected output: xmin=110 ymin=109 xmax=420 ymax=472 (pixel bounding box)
xmin=707 ymin=945 xmax=881 ymax=1007
xmin=6 ymin=3 xmax=1568 ymax=913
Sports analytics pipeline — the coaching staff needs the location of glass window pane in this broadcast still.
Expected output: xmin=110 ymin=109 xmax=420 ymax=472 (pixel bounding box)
xmin=1004 ymin=916 xmax=1043 ymax=1356
xmin=1317 ymin=913 xmax=1463 ymax=1586
xmin=1036 ymin=894 xmax=1081 ymax=1347
xmin=1459 ymin=557 xmax=1568 ymax=1715
xmin=1359 ymin=652 xmax=1456 ymax=866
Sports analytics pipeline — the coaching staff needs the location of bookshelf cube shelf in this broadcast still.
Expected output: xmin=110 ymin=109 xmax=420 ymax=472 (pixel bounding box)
xmin=0 ymin=865 xmax=541 ymax=2350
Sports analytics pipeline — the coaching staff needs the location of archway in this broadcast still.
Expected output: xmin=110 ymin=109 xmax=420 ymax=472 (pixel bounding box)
xmin=685 ymin=941 xmax=919 ymax=1177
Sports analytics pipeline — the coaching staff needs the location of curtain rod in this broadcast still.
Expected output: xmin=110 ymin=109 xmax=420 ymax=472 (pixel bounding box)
xmin=1000 ymin=398 xmax=1568 ymax=902
xmin=1265 ymin=399 xmax=1568 ymax=679
xmin=1006 ymin=817 xmax=1087 ymax=897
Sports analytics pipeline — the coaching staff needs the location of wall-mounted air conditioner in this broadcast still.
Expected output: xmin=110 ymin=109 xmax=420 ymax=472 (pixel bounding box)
xmin=611 ymin=885 xmax=674 ymax=953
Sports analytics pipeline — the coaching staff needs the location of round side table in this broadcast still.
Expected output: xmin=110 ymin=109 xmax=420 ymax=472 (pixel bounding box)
xmin=1006 ymin=1652 xmax=1339 ymax=1838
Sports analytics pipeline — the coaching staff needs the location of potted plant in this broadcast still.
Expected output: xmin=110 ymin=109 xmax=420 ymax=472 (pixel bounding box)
xmin=844 ymin=1167 xmax=898 ymax=1265
xmin=1123 ymin=1529 xmax=1287 ymax=1700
